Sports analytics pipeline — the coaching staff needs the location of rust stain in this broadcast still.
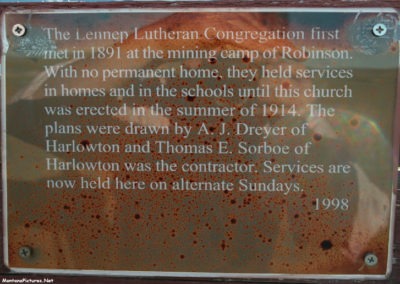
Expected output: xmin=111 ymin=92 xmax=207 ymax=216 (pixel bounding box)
xmin=5 ymin=10 xmax=395 ymax=277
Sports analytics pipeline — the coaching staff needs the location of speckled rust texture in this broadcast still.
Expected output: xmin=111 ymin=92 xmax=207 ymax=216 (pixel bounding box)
xmin=1 ymin=2 xmax=400 ymax=284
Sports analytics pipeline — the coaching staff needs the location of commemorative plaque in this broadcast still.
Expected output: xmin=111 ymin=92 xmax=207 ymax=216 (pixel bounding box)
xmin=2 ymin=8 xmax=399 ymax=280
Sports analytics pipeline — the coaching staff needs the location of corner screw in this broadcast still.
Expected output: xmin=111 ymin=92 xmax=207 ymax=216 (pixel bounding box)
xmin=18 ymin=246 xmax=32 ymax=259
xmin=364 ymin=253 xmax=378 ymax=266
xmin=372 ymin=23 xmax=387 ymax=37
xmin=12 ymin=24 xmax=26 ymax=37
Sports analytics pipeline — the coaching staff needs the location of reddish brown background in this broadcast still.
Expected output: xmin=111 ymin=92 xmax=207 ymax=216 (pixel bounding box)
xmin=0 ymin=0 xmax=399 ymax=283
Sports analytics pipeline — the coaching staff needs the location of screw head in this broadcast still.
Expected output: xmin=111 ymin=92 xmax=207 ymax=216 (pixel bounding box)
xmin=18 ymin=246 xmax=32 ymax=259
xmin=12 ymin=24 xmax=26 ymax=37
xmin=364 ymin=253 xmax=378 ymax=266
xmin=372 ymin=23 xmax=387 ymax=37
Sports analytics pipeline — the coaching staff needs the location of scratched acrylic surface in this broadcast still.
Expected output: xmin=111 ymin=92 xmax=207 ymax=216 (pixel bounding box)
xmin=3 ymin=10 xmax=399 ymax=277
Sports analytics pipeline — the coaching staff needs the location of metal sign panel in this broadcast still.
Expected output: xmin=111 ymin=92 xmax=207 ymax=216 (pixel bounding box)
xmin=2 ymin=8 xmax=399 ymax=280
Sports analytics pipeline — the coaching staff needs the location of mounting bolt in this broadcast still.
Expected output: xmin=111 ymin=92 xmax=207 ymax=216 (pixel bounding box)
xmin=18 ymin=246 xmax=32 ymax=259
xmin=364 ymin=253 xmax=378 ymax=266
xmin=12 ymin=24 xmax=26 ymax=37
xmin=372 ymin=23 xmax=387 ymax=37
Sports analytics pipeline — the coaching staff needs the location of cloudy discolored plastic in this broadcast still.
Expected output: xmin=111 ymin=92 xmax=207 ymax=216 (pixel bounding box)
xmin=2 ymin=8 xmax=399 ymax=280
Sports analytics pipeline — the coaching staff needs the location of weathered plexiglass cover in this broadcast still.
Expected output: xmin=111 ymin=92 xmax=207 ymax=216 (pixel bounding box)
xmin=2 ymin=8 xmax=399 ymax=280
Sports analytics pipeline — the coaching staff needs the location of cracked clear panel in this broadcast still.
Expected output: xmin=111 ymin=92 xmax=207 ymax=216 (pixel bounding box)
xmin=2 ymin=9 xmax=399 ymax=279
